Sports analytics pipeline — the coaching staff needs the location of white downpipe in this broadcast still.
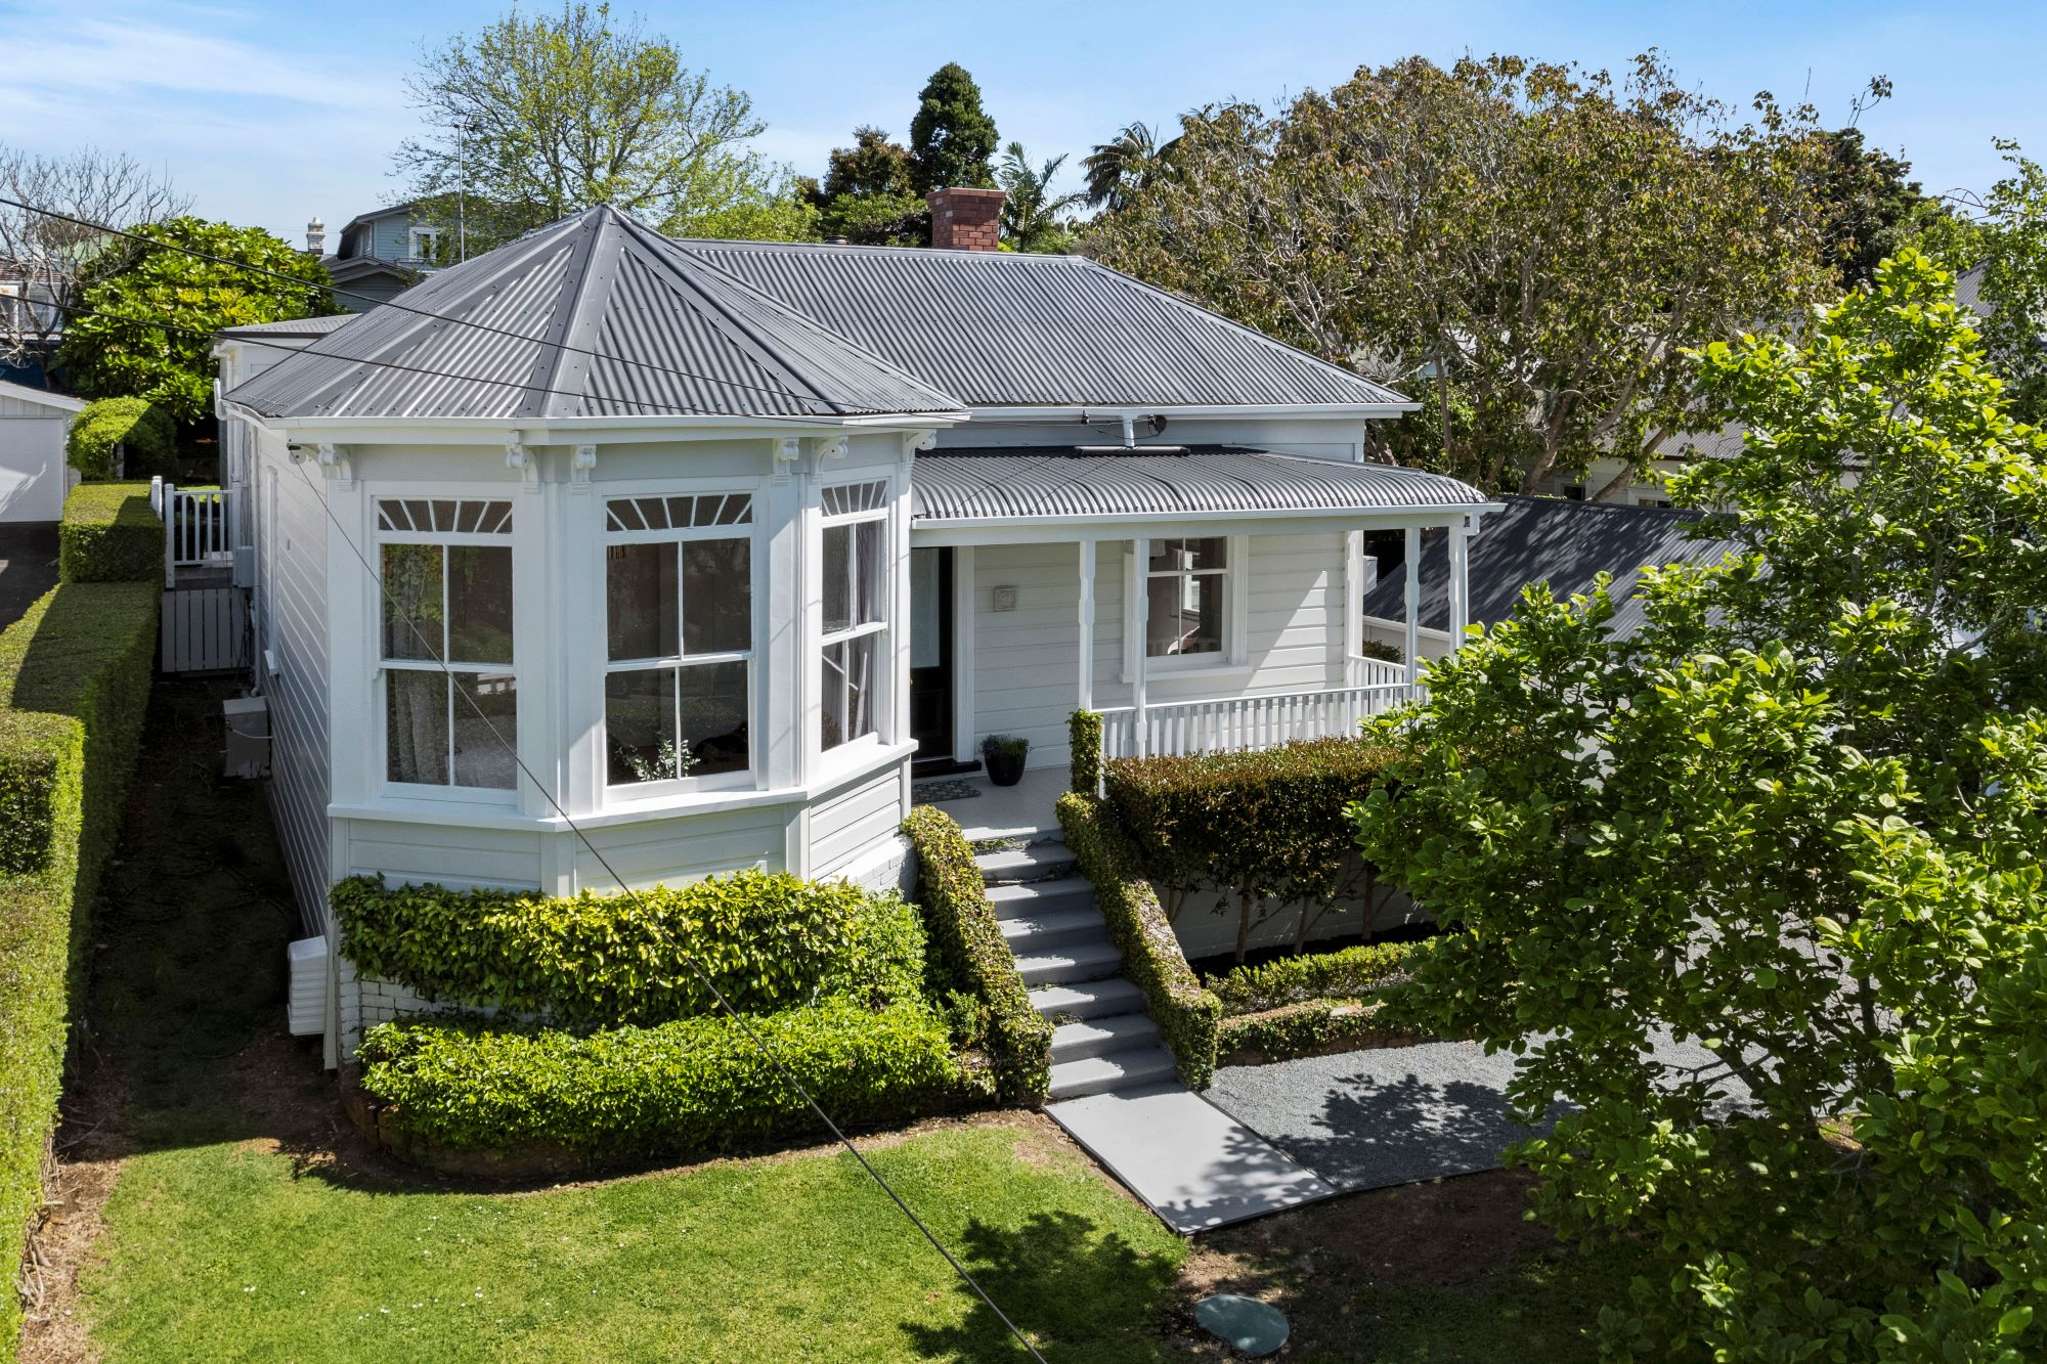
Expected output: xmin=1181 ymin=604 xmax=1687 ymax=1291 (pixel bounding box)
xmin=1131 ymin=536 xmax=1149 ymax=757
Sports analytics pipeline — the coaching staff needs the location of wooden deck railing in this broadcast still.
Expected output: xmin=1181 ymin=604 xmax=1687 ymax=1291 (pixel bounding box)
xmin=1096 ymin=679 xmax=1421 ymax=762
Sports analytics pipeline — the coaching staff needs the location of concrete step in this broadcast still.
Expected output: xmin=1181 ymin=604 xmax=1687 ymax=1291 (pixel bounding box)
xmin=1051 ymin=1013 xmax=1162 ymax=1064
xmin=975 ymin=843 xmax=1079 ymax=887
xmin=1012 ymin=938 xmax=1123 ymax=987
xmin=997 ymin=906 xmax=1106 ymax=952
xmin=1047 ymin=1043 xmax=1179 ymax=1101
xmin=1029 ymin=977 xmax=1146 ymax=1022
xmin=985 ymin=876 xmax=1095 ymax=919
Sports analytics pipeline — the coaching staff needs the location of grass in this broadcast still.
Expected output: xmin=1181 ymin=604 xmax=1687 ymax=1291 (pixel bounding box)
xmin=31 ymin=679 xmax=1634 ymax=1363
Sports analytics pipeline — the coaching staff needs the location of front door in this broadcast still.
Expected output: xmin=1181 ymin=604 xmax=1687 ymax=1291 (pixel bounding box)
xmin=908 ymin=547 xmax=956 ymax=769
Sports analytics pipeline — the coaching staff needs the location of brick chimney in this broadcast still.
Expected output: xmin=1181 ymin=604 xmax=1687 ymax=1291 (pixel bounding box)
xmin=926 ymin=187 xmax=1004 ymax=251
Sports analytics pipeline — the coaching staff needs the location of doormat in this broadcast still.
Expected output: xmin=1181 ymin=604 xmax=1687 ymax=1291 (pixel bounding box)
xmin=911 ymin=778 xmax=982 ymax=803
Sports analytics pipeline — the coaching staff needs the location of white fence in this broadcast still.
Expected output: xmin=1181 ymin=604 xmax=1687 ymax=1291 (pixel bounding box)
xmin=151 ymin=478 xmax=236 ymax=586
xmin=160 ymin=586 xmax=248 ymax=673
xmin=1098 ymin=680 xmax=1422 ymax=762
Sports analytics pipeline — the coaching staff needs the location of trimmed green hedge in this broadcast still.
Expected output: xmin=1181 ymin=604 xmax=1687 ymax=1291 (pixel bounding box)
xmin=901 ymin=806 xmax=1050 ymax=1104
xmin=1208 ymin=940 xmax=1420 ymax=1015
xmin=356 ymin=999 xmax=966 ymax=1162
xmin=1056 ymin=792 xmax=1222 ymax=1089
xmin=57 ymin=482 xmax=162 ymax=584
xmin=0 ymin=581 xmax=158 ymax=1349
xmin=64 ymin=397 xmax=176 ymax=481
xmin=1216 ymin=997 xmax=1424 ymax=1066
xmin=332 ymin=870 xmax=926 ymax=1030
xmin=1068 ymin=708 xmax=1103 ymax=793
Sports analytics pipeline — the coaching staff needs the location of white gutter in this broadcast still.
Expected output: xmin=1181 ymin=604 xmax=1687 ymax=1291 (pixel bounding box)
xmin=967 ymin=402 xmax=1420 ymax=421
xmin=232 ymin=409 xmax=968 ymax=447
xmin=913 ymin=500 xmax=1505 ymax=531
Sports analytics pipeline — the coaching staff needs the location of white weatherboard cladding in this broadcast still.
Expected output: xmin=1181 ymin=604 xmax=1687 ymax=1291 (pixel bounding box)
xmin=809 ymin=766 xmax=904 ymax=880
xmin=934 ymin=415 xmax=1371 ymax=461
xmin=969 ymin=532 xmax=1346 ymax=769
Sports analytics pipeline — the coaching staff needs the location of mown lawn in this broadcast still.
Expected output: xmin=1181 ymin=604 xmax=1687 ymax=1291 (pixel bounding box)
xmin=35 ymin=681 xmax=1626 ymax=1363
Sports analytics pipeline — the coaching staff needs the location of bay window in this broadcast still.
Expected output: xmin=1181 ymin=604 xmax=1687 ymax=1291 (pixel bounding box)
xmin=603 ymin=492 xmax=755 ymax=789
xmin=820 ymin=479 xmax=890 ymax=752
xmin=376 ymin=497 xmax=518 ymax=791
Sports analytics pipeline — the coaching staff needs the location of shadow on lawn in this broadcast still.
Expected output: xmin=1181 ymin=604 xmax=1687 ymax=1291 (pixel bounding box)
xmin=898 ymin=1210 xmax=1180 ymax=1362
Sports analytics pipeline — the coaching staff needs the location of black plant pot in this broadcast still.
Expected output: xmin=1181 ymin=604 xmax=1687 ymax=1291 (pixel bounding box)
xmin=985 ymin=749 xmax=1027 ymax=786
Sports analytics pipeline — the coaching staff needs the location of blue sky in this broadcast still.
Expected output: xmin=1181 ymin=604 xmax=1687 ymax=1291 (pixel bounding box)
xmin=1 ymin=0 xmax=2042 ymax=244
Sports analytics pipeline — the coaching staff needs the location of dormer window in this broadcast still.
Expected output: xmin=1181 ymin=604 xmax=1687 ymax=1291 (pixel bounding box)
xmin=407 ymin=226 xmax=441 ymax=263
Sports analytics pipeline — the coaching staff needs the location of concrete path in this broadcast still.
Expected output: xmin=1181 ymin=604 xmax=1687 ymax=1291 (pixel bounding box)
xmin=0 ymin=522 xmax=58 ymax=633
xmin=1046 ymin=1084 xmax=1339 ymax=1233
xmin=1206 ymin=1032 xmax=1746 ymax=1193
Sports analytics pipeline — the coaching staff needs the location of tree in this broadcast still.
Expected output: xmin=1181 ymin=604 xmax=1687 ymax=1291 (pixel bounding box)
xmin=0 ymin=146 xmax=186 ymax=366
xmin=1089 ymin=55 xmax=1836 ymax=493
xmin=995 ymin=143 xmax=1083 ymax=252
xmin=807 ymin=126 xmax=926 ymax=245
xmin=1081 ymin=121 xmax=1178 ymax=211
xmin=393 ymin=3 xmax=808 ymax=249
xmin=1811 ymin=125 xmax=1937 ymax=288
xmin=908 ymin=63 xmax=998 ymax=193
xmin=58 ymin=218 xmax=329 ymax=422
xmin=1950 ymin=141 xmax=2047 ymax=424
xmin=1354 ymin=253 xmax=2047 ymax=1358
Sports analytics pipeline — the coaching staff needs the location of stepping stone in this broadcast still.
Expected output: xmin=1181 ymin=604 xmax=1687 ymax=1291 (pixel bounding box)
xmin=1195 ymin=1294 xmax=1289 ymax=1357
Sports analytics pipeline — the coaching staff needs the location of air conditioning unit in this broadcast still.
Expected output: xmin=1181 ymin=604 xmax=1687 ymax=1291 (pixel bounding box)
xmin=222 ymin=695 xmax=270 ymax=779
xmin=233 ymin=545 xmax=256 ymax=589
xmin=286 ymin=935 xmax=328 ymax=1037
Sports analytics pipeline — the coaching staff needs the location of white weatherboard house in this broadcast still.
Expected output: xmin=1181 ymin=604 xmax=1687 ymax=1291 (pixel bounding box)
xmin=211 ymin=198 xmax=1494 ymax=1064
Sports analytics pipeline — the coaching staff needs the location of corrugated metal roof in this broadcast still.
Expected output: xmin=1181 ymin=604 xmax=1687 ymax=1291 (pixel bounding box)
xmin=223 ymin=208 xmax=963 ymax=422
xmin=217 ymin=314 xmax=357 ymax=339
xmin=669 ymin=238 xmax=1411 ymax=410
xmin=1360 ymin=494 xmax=1746 ymax=640
xmin=911 ymin=447 xmax=1486 ymax=522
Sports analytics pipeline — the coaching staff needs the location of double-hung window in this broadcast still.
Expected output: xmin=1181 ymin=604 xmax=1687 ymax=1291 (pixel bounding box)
xmin=820 ymin=480 xmax=891 ymax=753
xmin=603 ymin=492 xmax=755 ymax=790
xmin=1145 ymin=537 xmax=1229 ymax=659
xmin=377 ymin=497 xmax=518 ymax=792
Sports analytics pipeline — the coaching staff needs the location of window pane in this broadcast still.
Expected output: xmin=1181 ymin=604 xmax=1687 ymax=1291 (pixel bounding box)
xmin=823 ymin=524 xmax=852 ymax=634
xmin=385 ymin=669 xmax=449 ymax=784
xmin=1148 ymin=572 xmax=1224 ymax=656
xmin=855 ymin=520 xmax=885 ymax=626
xmin=381 ymin=543 xmax=442 ymax=661
xmin=447 ymin=546 xmax=514 ymax=664
xmin=682 ymin=539 xmax=751 ymax=654
xmin=607 ymin=543 xmax=679 ymax=661
xmin=451 ymin=671 xmax=518 ymax=789
xmin=822 ymin=634 xmax=878 ymax=752
xmin=606 ymin=669 xmax=678 ymax=785
xmin=680 ymin=660 xmax=749 ymax=776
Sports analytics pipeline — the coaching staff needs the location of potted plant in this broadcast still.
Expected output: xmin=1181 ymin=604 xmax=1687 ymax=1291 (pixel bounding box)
xmin=982 ymin=734 xmax=1030 ymax=786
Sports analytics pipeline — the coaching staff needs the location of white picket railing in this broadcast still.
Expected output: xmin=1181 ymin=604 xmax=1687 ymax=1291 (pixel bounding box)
xmin=1351 ymin=654 xmax=1410 ymax=689
xmin=160 ymin=482 xmax=236 ymax=586
xmin=1097 ymin=680 xmax=1423 ymax=762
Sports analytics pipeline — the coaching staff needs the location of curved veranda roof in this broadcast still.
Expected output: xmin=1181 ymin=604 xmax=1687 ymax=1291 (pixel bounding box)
xmin=910 ymin=447 xmax=1489 ymax=524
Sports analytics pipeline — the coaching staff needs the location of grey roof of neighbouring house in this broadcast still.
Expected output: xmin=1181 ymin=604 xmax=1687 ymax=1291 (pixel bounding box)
xmin=223 ymin=207 xmax=965 ymax=422
xmin=218 ymin=314 xmax=358 ymax=339
xmin=668 ymin=238 xmax=1412 ymax=410
xmin=911 ymin=447 xmax=1487 ymax=522
xmin=1361 ymin=494 xmax=1746 ymax=640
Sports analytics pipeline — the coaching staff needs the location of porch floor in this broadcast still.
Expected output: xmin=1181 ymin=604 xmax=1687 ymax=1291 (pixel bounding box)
xmin=910 ymin=766 xmax=1068 ymax=843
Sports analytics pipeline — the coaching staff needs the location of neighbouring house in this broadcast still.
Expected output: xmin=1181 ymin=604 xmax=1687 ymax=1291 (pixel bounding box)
xmin=1361 ymin=493 xmax=1746 ymax=659
xmin=311 ymin=203 xmax=440 ymax=313
xmin=0 ymin=379 xmax=83 ymax=524
xmin=209 ymin=194 xmax=1496 ymax=1064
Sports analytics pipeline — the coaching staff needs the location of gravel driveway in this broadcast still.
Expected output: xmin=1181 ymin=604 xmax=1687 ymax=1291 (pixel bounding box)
xmin=1205 ymin=1032 xmax=1745 ymax=1193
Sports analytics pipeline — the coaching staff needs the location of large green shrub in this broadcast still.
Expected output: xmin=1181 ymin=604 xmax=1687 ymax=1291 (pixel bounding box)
xmin=1056 ymin=792 xmax=1221 ymax=1089
xmin=1207 ymin=940 xmax=1419 ymax=1014
xmin=0 ymin=582 xmax=157 ymax=1349
xmin=1067 ymin=708 xmax=1102 ymax=792
xmin=331 ymin=870 xmax=925 ymax=1030
xmin=64 ymin=397 xmax=176 ymax=480
xmin=57 ymin=482 xmax=161 ymax=584
xmin=900 ymin=806 xmax=1050 ymax=1103
xmin=1105 ymin=736 xmax=1406 ymax=959
xmin=356 ymin=999 xmax=965 ymax=1162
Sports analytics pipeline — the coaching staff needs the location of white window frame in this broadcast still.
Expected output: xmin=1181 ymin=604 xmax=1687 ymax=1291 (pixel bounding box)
xmin=818 ymin=479 xmax=893 ymax=760
xmin=1122 ymin=533 xmax=1249 ymax=681
xmin=407 ymin=224 xmax=440 ymax=262
xmin=599 ymin=489 xmax=761 ymax=802
xmin=372 ymin=496 xmax=520 ymax=805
